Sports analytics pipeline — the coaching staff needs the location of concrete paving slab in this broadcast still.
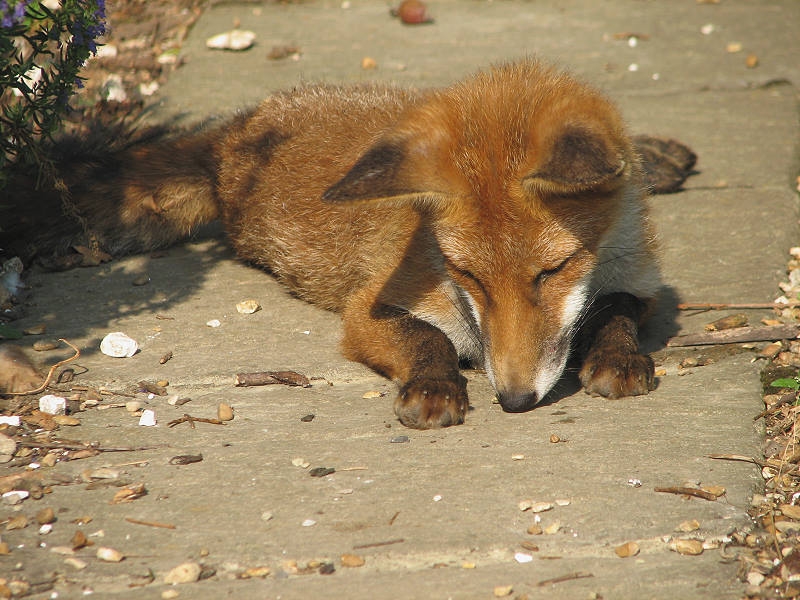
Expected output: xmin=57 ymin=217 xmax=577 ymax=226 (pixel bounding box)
xmin=5 ymin=0 xmax=800 ymax=598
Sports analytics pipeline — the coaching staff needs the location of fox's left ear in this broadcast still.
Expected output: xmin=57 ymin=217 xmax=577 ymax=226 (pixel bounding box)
xmin=322 ymin=139 xmax=428 ymax=203
xmin=524 ymin=126 xmax=627 ymax=193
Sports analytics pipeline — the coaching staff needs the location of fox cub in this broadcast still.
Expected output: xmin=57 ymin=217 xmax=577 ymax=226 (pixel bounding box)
xmin=6 ymin=59 xmax=696 ymax=428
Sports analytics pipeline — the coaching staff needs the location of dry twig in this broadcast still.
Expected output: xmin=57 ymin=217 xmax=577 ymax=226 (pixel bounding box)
xmin=167 ymin=413 xmax=225 ymax=428
xmin=654 ymin=486 xmax=720 ymax=501
xmin=537 ymin=572 xmax=594 ymax=587
xmin=666 ymin=324 xmax=800 ymax=347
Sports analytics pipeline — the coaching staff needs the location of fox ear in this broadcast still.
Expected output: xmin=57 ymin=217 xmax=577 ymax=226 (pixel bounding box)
xmin=322 ymin=140 xmax=420 ymax=203
xmin=525 ymin=126 xmax=626 ymax=193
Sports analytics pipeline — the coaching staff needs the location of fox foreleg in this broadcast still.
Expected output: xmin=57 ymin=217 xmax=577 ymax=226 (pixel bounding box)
xmin=577 ymin=292 xmax=656 ymax=398
xmin=341 ymin=299 xmax=468 ymax=429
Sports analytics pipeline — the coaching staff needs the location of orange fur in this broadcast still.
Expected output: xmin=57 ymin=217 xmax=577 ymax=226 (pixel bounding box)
xmin=6 ymin=59 xmax=695 ymax=428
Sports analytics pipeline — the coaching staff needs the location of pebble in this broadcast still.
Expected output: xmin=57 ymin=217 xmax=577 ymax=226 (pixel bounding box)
xmin=206 ymin=30 xmax=256 ymax=51
xmin=64 ymin=557 xmax=87 ymax=570
xmin=138 ymin=409 xmax=157 ymax=427
xmin=0 ymin=415 xmax=20 ymax=426
xmin=340 ymin=553 xmax=365 ymax=567
xmin=164 ymin=561 xmax=202 ymax=584
xmin=96 ymin=546 xmax=125 ymax=562
xmin=39 ymin=394 xmax=66 ymax=415
xmin=161 ymin=589 xmax=180 ymax=599
xmin=235 ymin=299 xmax=261 ymax=314
xmin=390 ymin=435 xmax=409 ymax=443
xmin=671 ymin=538 xmax=704 ymax=555
xmin=206 ymin=319 xmax=221 ymax=328
xmin=3 ymin=490 xmax=29 ymax=505
xmin=513 ymin=552 xmax=533 ymax=564
xmin=217 ymin=403 xmax=234 ymax=421
xmin=100 ymin=332 xmax=139 ymax=358
xmin=32 ymin=339 xmax=60 ymax=351
xmin=301 ymin=519 xmax=317 ymax=527
xmin=614 ymin=541 xmax=640 ymax=558
xmin=36 ymin=507 xmax=55 ymax=524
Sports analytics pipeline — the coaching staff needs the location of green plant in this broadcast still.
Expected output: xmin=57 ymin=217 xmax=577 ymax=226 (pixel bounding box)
xmin=770 ymin=376 xmax=800 ymax=390
xmin=0 ymin=0 xmax=106 ymax=190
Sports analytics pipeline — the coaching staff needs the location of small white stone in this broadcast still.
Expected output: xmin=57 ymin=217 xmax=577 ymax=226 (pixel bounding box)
xmin=206 ymin=319 xmax=221 ymax=328
xmin=138 ymin=410 xmax=157 ymax=427
xmin=96 ymin=546 xmax=125 ymax=562
xmin=39 ymin=524 xmax=53 ymax=535
xmin=628 ymin=63 xmax=639 ymax=72
xmin=3 ymin=490 xmax=29 ymax=504
xmin=206 ymin=30 xmax=256 ymax=51
xmin=100 ymin=332 xmax=138 ymax=358
xmin=0 ymin=415 xmax=20 ymax=426
xmin=701 ymin=23 xmax=715 ymax=35
xmin=39 ymin=394 xmax=67 ymax=415
xmin=514 ymin=552 xmax=533 ymax=564
xmin=301 ymin=519 xmax=316 ymax=527
xmin=433 ymin=494 xmax=443 ymax=502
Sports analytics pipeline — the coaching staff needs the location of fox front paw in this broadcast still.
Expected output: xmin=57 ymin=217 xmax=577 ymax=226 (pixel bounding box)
xmin=395 ymin=377 xmax=468 ymax=429
xmin=579 ymin=351 xmax=656 ymax=399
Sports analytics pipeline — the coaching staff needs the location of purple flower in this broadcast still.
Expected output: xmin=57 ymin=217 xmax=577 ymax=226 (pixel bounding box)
xmin=0 ymin=0 xmax=29 ymax=29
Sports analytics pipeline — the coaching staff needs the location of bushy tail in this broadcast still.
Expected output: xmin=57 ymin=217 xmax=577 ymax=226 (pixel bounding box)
xmin=1 ymin=117 xmax=229 ymax=266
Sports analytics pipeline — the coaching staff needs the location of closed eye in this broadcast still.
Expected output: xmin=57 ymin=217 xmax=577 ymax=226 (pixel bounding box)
xmin=446 ymin=260 xmax=489 ymax=300
xmin=534 ymin=257 xmax=570 ymax=287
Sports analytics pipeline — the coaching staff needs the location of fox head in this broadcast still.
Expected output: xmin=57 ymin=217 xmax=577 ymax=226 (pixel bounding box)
xmin=323 ymin=61 xmax=653 ymax=412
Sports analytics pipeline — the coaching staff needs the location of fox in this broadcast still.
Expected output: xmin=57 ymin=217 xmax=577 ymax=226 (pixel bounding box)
xmin=3 ymin=59 xmax=696 ymax=428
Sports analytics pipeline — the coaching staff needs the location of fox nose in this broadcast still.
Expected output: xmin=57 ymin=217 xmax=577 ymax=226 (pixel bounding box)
xmin=496 ymin=390 xmax=538 ymax=413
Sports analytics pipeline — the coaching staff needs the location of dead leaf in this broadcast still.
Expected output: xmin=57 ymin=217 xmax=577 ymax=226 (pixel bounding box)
xmin=5 ymin=515 xmax=28 ymax=531
xmin=705 ymin=314 xmax=747 ymax=331
xmin=110 ymin=482 xmax=147 ymax=504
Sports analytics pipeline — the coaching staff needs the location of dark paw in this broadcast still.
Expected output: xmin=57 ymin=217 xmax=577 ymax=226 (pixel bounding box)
xmin=633 ymin=135 xmax=697 ymax=194
xmin=579 ymin=351 xmax=656 ymax=399
xmin=395 ymin=377 xmax=468 ymax=429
